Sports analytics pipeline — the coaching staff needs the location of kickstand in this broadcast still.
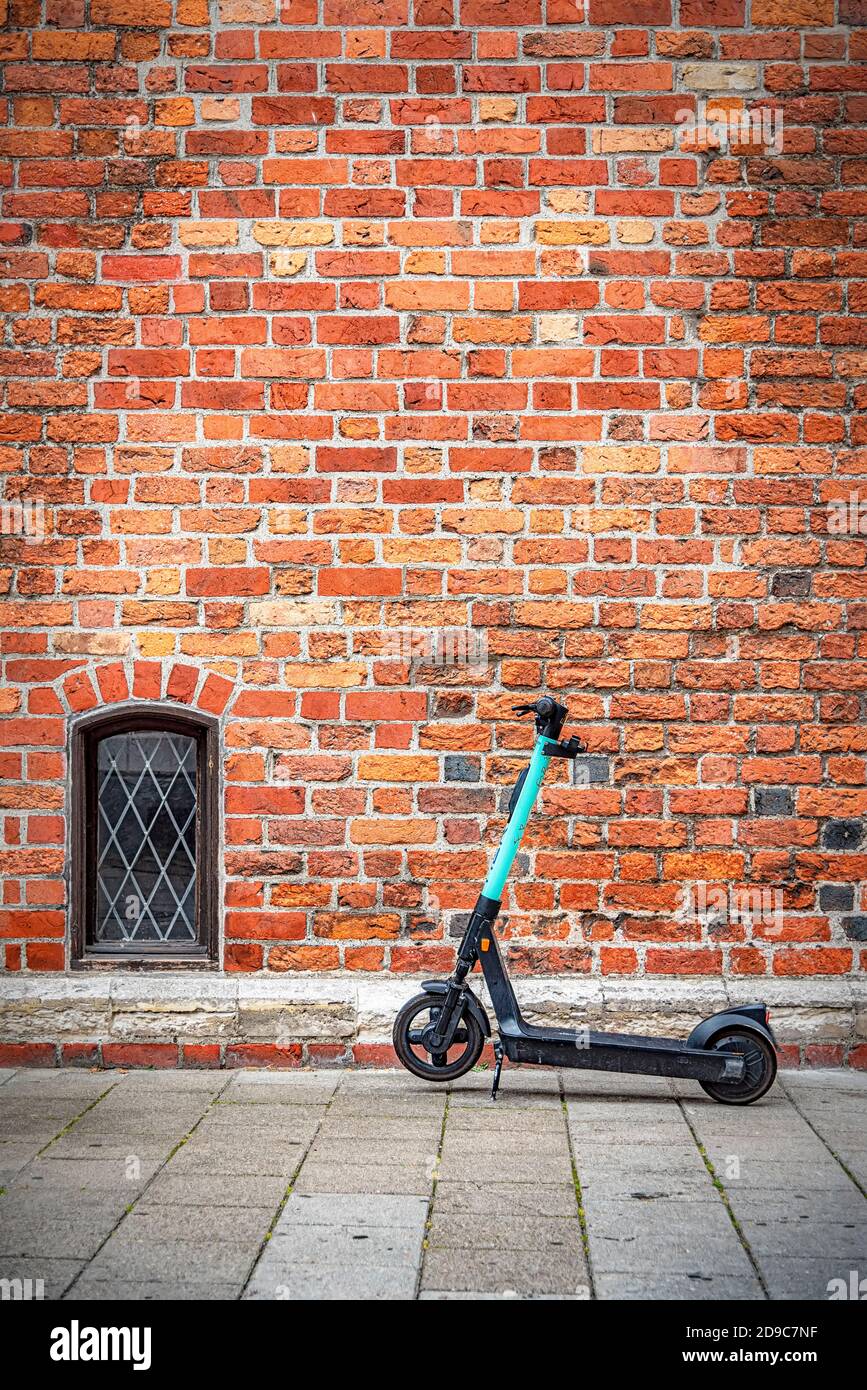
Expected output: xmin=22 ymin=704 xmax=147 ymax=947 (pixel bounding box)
xmin=490 ymin=1040 xmax=505 ymax=1101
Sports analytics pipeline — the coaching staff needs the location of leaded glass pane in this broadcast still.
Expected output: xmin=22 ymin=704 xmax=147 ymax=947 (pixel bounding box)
xmin=95 ymin=731 xmax=197 ymax=944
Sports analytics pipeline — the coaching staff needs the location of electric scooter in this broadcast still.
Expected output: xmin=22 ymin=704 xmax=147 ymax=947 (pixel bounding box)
xmin=393 ymin=697 xmax=778 ymax=1105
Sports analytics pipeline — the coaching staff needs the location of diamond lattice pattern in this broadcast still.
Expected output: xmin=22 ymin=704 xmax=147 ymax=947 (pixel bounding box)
xmin=95 ymin=731 xmax=197 ymax=944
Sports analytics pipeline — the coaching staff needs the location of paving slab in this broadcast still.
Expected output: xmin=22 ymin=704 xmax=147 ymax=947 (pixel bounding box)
xmin=122 ymin=1206 xmax=275 ymax=1245
xmin=279 ymin=1194 xmax=429 ymax=1227
xmin=293 ymin=1162 xmax=434 ymax=1195
xmin=0 ymin=1209 xmax=127 ymax=1260
xmin=244 ymin=1191 xmax=428 ymax=1301
xmin=593 ymin=1271 xmax=764 ymax=1300
xmin=761 ymin=1257 xmax=867 ymax=1301
xmin=433 ymin=1181 xmax=578 ymax=1219
xmin=165 ymin=1140 xmax=307 ymax=1178
xmin=80 ymin=1240 xmax=257 ymax=1285
xmin=14 ymin=1155 xmax=163 ymax=1191
xmin=419 ymin=1289 xmax=587 ymax=1300
xmin=137 ymin=1174 xmax=289 ymax=1210
xmin=245 ymin=1262 xmax=419 ymax=1300
xmin=420 ymin=1248 xmax=589 ymax=1297
xmin=0 ymin=1256 xmax=85 ymax=1300
xmin=428 ymin=1212 xmax=584 ymax=1255
xmin=0 ymin=1145 xmax=47 ymax=1186
xmin=70 ymin=1279 xmax=242 ymax=1301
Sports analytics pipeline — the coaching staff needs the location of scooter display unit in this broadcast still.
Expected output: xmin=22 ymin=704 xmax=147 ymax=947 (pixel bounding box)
xmin=393 ymin=697 xmax=778 ymax=1105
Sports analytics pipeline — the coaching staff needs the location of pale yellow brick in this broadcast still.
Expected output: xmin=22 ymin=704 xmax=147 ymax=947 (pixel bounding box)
xmin=250 ymin=599 xmax=338 ymax=627
xmin=546 ymin=190 xmax=591 ymax=214
xmin=219 ymin=0 xmax=275 ymax=20
xmin=573 ymin=505 xmax=650 ymax=533
xmin=403 ymin=446 xmax=443 ymax=472
xmin=269 ymin=250 xmax=307 ymax=276
xmin=343 ymin=221 xmax=384 ymax=246
xmin=581 ymin=446 xmax=661 ymax=475
xmin=209 ymin=538 xmax=246 ymax=564
xmin=145 ymin=568 xmax=180 ymax=595
xmin=444 ymin=507 xmax=524 ymax=534
xmin=539 ymin=313 xmax=581 ymax=343
xmin=178 ymin=221 xmax=239 ymax=247
xmin=268 ymin=507 xmax=307 ymax=533
xmin=252 ymin=220 xmax=334 ymax=246
xmin=467 ymin=480 xmax=501 ymax=502
xmin=681 ymin=62 xmax=758 ymax=91
xmin=270 ymin=445 xmax=310 ymax=473
xmin=285 ymin=662 xmax=367 ymax=687
xmin=479 ymin=97 xmax=517 ymax=122
xmin=535 ymin=220 xmax=609 ymax=246
xmin=405 ymin=251 xmax=446 ymax=274
xmin=480 ymin=220 xmax=521 ymax=244
xmin=138 ymin=633 xmax=175 ymax=658
xmin=592 ymin=128 xmax=673 ymax=153
xmin=358 ymin=755 xmax=440 ymax=781
xmin=55 ymin=632 xmax=131 ymax=656
xmin=618 ymin=218 xmax=655 ymax=245
xmin=383 ymin=539 xmax=462 ymax=565
xmin=201 ymin=96 xmax=240 ymax=121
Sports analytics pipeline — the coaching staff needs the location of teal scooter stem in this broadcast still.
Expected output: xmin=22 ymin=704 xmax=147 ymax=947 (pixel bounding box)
xmin=482 ymin=732 xmax=554 ymax=903
xmin=393 ymin=696 xmax=779 ymax=1106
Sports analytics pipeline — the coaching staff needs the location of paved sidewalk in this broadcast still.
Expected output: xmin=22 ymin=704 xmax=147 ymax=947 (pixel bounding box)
xmin=0 ymin=1065 xmax=865 ymax=1301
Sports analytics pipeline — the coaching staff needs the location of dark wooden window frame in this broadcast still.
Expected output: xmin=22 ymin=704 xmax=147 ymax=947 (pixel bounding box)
xmin=71 ymin=703 xmax=219 ymax=970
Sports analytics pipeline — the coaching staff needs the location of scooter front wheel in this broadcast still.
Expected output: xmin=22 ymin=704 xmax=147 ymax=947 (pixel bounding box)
xmin=699 ymin=1026 xmax=777 ymax=1106
xmin=393 ymin=993 xmax=484 ymax=1082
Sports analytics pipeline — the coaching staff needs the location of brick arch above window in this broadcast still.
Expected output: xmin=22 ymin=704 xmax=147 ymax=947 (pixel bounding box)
xmin=58 ymin=659 xmax=238 ymax=723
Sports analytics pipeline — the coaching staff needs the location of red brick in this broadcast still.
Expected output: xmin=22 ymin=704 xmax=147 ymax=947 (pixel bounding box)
xmin=0 ymin=1043 xmax=56 ymax=1067
xmin=102 ymin=1044 xmax=179 ymax=1068
xmin=225 ymin=1043 xmax=303 ymax=1068
xmin=61 ymin=1043 xmax=100 ymax=1066
xmin=182 ymin=1044 xmax=222 ymax=1067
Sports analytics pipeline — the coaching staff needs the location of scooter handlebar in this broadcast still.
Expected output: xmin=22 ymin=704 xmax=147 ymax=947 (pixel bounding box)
xmin=511 ymin=696 xmax=570 ymax=740
xmin=512 ymin=697 xmax=556 ymax=718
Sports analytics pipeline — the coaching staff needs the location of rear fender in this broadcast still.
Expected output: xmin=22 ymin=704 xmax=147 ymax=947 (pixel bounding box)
xmin=687 ymin=1003 xmax=777 ymax=1052
xmin=421 ymin=980 xmax=491 ymax=1038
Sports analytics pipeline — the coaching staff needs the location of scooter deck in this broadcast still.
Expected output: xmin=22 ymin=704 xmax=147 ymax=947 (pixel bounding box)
xmin=499 ymin=1022 xmax=745 ymax=1083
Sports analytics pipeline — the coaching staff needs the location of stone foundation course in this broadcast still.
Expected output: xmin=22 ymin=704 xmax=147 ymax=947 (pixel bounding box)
xmin=1 ymin=974 xmax=864 ymax=1069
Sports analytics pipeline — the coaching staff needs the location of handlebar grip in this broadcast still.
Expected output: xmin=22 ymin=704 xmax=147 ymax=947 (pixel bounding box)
xmin=512 ymin=697 xmax=555 ymax=717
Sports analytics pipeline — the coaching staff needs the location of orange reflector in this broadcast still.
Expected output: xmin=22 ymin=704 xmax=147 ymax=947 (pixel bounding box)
xmin=480 ymin=937 xmax=490 ymax=952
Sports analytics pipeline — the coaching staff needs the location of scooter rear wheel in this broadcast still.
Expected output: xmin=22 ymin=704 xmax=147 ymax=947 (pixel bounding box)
xmin=699 ymin=1026 xmax=777 ymax=1105
xmin=393 ymin=993 xmax=484 ymax=1082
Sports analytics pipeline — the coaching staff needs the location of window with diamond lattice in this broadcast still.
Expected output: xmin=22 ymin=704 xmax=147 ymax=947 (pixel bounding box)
xmin=71 ymin=707 xmax=218 ymax=964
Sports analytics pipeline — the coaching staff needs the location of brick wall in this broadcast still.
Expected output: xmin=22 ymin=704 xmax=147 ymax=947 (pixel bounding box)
xmin=1 ymin=1 xmax=866 ymax=1014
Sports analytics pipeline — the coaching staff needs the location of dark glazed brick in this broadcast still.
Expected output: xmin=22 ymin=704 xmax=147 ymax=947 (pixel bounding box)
xmin=573 ymin=757 xmax=610 ymax=786
xmin=819 ymin=885 xmax=855 ymax=912
xmin=771 ymin=571 xmax=812 ymax=598
xmin=822 ymin=819 xmax=864 ymax=850
xmin=445 ymin=755 xmax=481 ymax=783
xmin=842 ymin=916 xmax=867 ymax=942
xmin=753 ymin=787 xmax=794 ymax=817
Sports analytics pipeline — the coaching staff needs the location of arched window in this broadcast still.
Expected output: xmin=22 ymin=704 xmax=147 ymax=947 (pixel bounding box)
xmin=71 ymin=705 xmax=218 ymax=965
